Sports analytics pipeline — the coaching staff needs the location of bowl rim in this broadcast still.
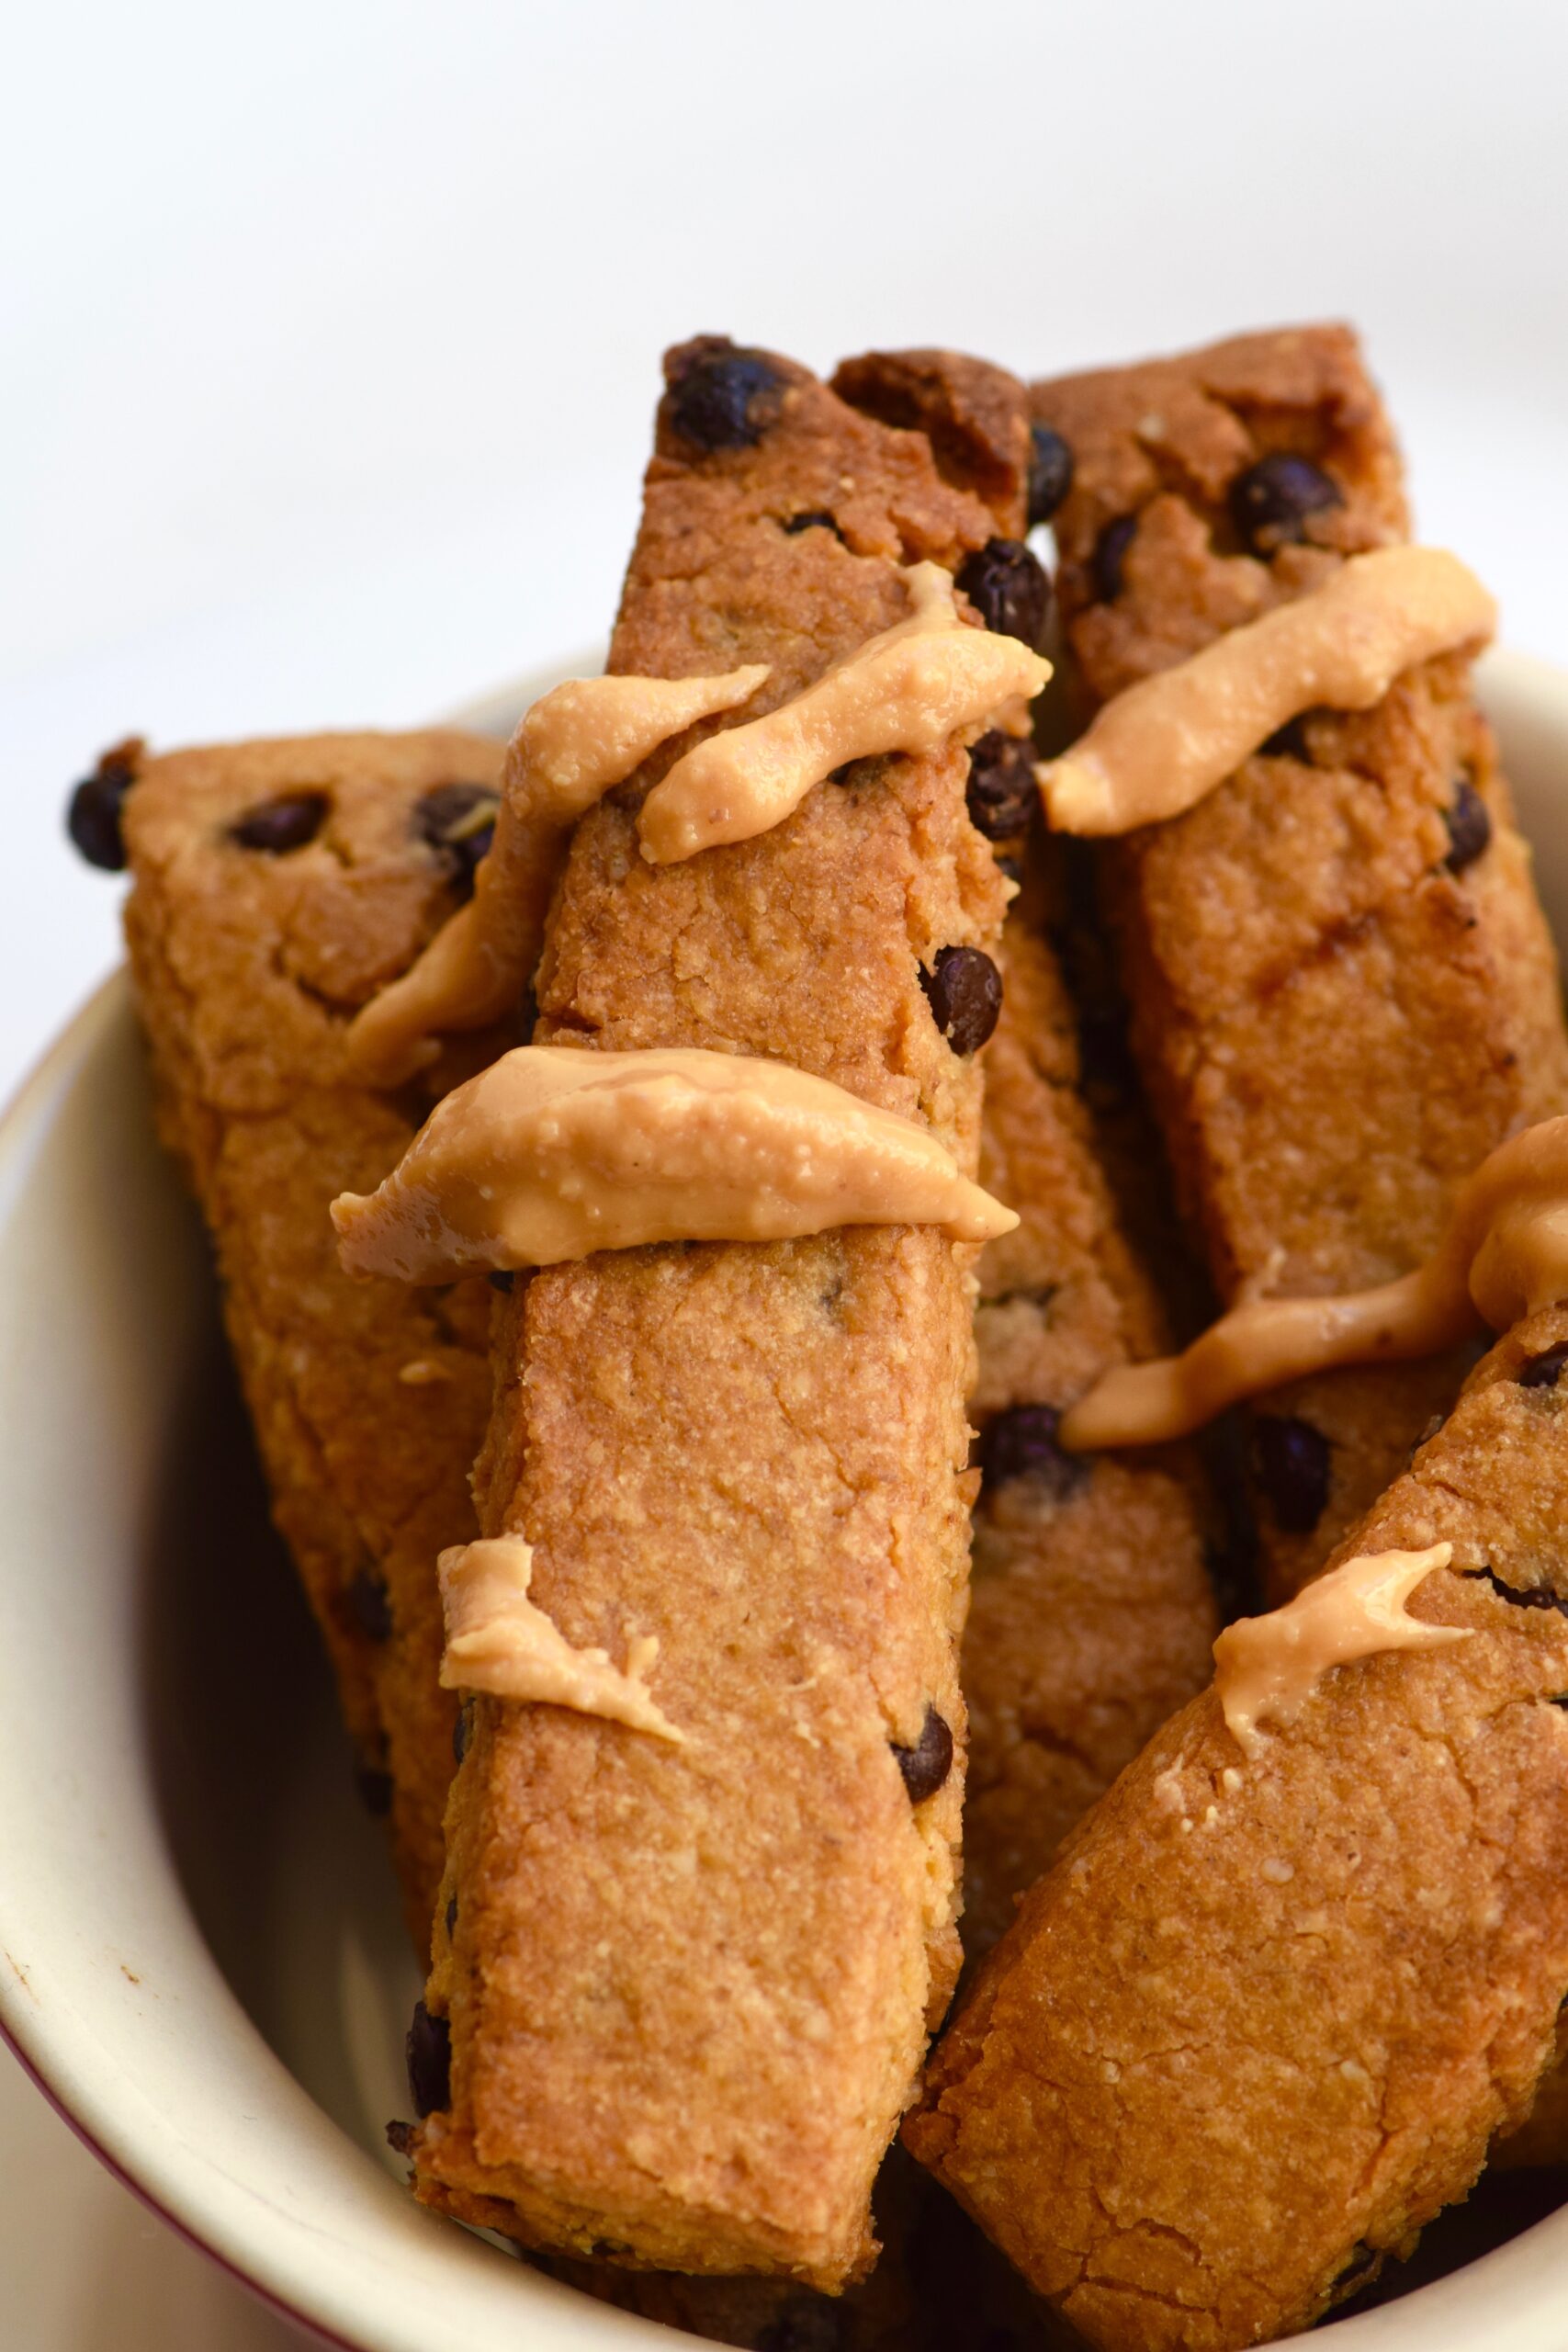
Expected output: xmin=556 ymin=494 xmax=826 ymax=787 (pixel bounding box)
xmin=5 ymin=641 xmax=1568 ymax=2352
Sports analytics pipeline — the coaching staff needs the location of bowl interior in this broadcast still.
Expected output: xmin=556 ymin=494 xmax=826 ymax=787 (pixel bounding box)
xmin=4 ymin=649 xmax=1568 ymax=2351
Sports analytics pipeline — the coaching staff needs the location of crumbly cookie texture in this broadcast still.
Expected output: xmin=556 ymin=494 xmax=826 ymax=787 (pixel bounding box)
xmin=908 ymin=1304 xmax=1568 ymax=2351
xmin=962 ymin=869 xmax=1217 ymax=1953
xmin=411 ymin=340 xmax=1015 ymax=2289
xmin=1032 ymin=325 xmax=1568 ymax=1600
xmin=121 ymin=730 xmax=510 ymax=1939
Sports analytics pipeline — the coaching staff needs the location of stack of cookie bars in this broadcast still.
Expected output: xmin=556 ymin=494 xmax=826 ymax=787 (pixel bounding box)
xmin=75 ymin=322 xmax=1568 ymax=2351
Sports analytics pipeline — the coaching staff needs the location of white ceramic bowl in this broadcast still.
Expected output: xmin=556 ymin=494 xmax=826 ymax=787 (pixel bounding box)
xmin=4 ymin=651 xmax=1568 ymax=2352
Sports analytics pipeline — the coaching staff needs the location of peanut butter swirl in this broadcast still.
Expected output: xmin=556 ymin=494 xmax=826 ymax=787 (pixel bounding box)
xmin=638 ymin=561 xmax=1050 ymax=863
xmin=1037 ymin=547 xmax=1495 ymax=836
xmin=439 ymin=1536 xmax=682 ymax=1742
xmin=332 ymin=1043 xmax=1018 ymax=1283
xmin=1062 ymin=1115 xmax=1568 ymax=1450
xmin=1213 ymin=1544 xmax=1465 ymax=1760
xmin=344 ymin=665 xmax=770 ymax=1086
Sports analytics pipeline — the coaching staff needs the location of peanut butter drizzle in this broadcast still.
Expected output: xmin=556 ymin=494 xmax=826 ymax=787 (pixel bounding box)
xmin=331 ymin=1043 xmax=1018 ymax=1283
xmin=439 ymin=1536 xmax=682 ymax=1742
xmin=1036 ymin=548 xmax=1496 ymax=836
xmin=1213 ymin=1544 xmax=1465 ymax=1760
xmin=344 ymin=666 xmax=770 ymax=1086
xmin=637 ymin=561 xmax=1051 ymax=864
xmin=1062 ymin=1116 xmax=1568 ymax=1451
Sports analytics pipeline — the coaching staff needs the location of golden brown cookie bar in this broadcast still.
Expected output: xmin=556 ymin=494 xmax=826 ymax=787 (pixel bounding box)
xmin=961 ymin=870 xmax=1218 ymax=1953
xmin=1032 ymin=326 xmax=1568 ymax=1599
xmin=407 ymin=339 xmax=1021 ymax=2287
xmin=908 ymin=1304 xmax=1568 ymax=2350
xmin=120 ymin=731 xmax=509 ymax=1938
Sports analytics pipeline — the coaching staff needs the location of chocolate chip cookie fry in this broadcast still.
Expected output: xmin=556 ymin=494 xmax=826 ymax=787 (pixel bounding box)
xmin=961 ymin=881 xmax=1218 ymax=1955
xmin=400 ymin=339 xmax=1036 ymax=2288
xmin=117 ymin=731 xmax=510 ymax=1938
xmin=829 ymin=350 xmax=1221 ymax=1958
xmin=1032 ymin=325 xmax=1568 ymax=1600
xmin=908 ymin=1298 xmax=1568 ymax=2352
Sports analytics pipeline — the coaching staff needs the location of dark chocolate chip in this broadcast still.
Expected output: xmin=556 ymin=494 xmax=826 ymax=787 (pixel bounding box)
xmin=445 ymin=1895 xmax=458 ymax=1938
xmin=1090 ymin=514 xmax=1137 ymax=604
xmin=955 ymin=537 xmax=1051 ymax=650
xmin=231 ymin=790 xmax=329 ymax=854
xmin=979 ymin=1402 xmax=1089 ymax=1499
xmin=890 ymin=1703 xmax=954 ymax=1804
xmin=66 ymin=741 xmax=141 ymax=871
xmin=406 ymin=1999 xmax=451 ymax=2118
xmin=1466 ymin=1565 xmax=1568 ymax=1618
xmin=414 ymin=782 xmax=501 ymax=899
xmin=1026 ymin=424 xmax=1074 ymax=527
xmin=1252 ymin=1415 xmax=1330 ymax=1534
xmin=452 ymin=1700 xmax=472 ymax=1766
xmin=667 ymin=344 xmax=784 ymax=453
xmin=488 ymin=1269 xmax=516 ymax=1294
xmin=1260 ymin=716 xmax=1311 ymax=761
xmin=385 ymin=2119 xmax=417 ymax=2157
xmin=355 ymin=1764 xmax=393 ymax=1815
xmin=920 ymin=944 xmax=1002 ymax=1055
xmin=1444 ymin=779 xmax=1492 ymax=874
xmin=346 ymin=1568 xmax=393 ymax=1644
xmin=1551 ymin=1694 xmax=1568 ymax=1711
xmin=757 ymin=2297 xmax=849 ymax=2352
xmin=1228 ymin=454 xmax=1342 ymax=556
xmin=1520 ymin=1341 xmax=1568 ymax=1390
xmin=782 ymin=509 xmax=840 ymax=537
xmin=965 ymin=729 xmax=1038 ymax=840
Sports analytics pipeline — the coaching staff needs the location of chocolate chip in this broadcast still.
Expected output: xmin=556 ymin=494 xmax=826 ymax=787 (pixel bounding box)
xmin=1444 ymin=779 xmax=1492 ymax=874
xmin=385 ymin=2119 xmax=417 ymax=2157
xmin=445 ymin=1895 xmax=458 ymax=1938
xmin=415 ymin=783 xmax=500 ymax=899
xmin=406 ymin=2000 xmax=451 ymax=2117
xmin=890 ymin=1703 xmax=954 ymax=1804
xmin=66 ymin=741 xmax=141 ymax=871
xmin=782 ymin=510 xmax=840 ymax=537
xmin=979 ymin=1403 xmax=1089 ymax=1499
xmin=921 ymin=944 xmax=1002 ymax=1055
xmin=667 ymin=343 xmax=784 ymax=453
xmin=1026 ymin=424 xmax=1074 ymax=527
xmin=488 ymin=1269 xmax=516 ymax=1294
xmin=1090 ymin=514 xmax=1137 ymax=604
xmin=955 ymin=538 xmax=1051 ymax=650
xmin=1550 ymin=1694 xmax=1568 ymax=1711
xmin=1260 ymin=716 xmax=1311 ymax=761
xmin=355 ymin=1764 xmax=393 ymax=1815
xmin=965 ymin=730 xmax=1038 ymax=840
xmin=1227 ymin=454 xmax=1342 ymax=556
xmin=1465 ymin=1566 xmax=1568 ymax=1618
xmin=346 ymin=1568 xmax=393 ymax=1644
xmin=1252 ymin=1415 xmax=1330 ymax=1534
xmin=997 ymin=853 xmax=1023 ymax=885
xmin=1520 ymin=1341 xmax=1568 ymax=1390
xmin=231 ymin=790 xmax=329 ymax=854
xmin=757 ymin=2298 xmax=848 ymax=2352
xmin=453 ymin=1700 xmax=473 ymax=1766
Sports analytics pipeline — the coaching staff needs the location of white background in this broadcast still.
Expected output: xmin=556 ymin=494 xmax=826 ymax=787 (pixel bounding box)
xmin=4 ymin=1 xmax=1567 ymax=2338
